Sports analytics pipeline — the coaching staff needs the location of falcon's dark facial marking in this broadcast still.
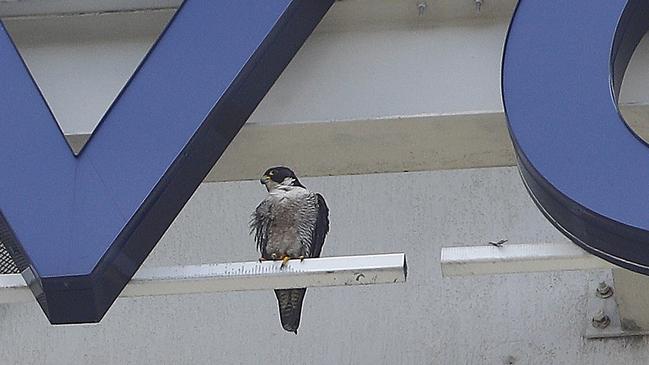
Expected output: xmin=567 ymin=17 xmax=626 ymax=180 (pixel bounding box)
xmin=261 ymin=166 xmax=304 ymax=187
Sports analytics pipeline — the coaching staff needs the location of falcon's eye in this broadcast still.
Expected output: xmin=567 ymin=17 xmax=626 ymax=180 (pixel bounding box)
xmin=269 ymin=170 xmax=275 ymax=176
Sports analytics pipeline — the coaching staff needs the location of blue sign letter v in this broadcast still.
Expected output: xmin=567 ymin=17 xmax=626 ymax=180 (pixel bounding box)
xmin=0 ymin=0 xmax=333 ymax=324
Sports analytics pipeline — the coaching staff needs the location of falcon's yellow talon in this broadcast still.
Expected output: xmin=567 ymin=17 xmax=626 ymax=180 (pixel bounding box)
xmin=280 ymin=256 xmax=290 ymax=268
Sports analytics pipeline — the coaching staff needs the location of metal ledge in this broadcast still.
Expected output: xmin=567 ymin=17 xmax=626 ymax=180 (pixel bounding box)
xmin=0 ymin=253 xmax=406 ymax=304
xmin=441 ymin=243 xmax=614 ymax=277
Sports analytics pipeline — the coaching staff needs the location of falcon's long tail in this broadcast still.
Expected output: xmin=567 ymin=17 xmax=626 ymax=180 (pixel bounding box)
xmin=274 ymin=288 xmax=307 ymax=334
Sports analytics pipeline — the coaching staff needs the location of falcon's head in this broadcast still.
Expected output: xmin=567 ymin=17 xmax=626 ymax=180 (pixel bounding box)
xmin=260 ymin=166 xmax=305 ymax=192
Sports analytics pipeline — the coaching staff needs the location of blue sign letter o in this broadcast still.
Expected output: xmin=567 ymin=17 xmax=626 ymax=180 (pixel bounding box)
xmin=503 ymin=0 xmax=649 ymax=273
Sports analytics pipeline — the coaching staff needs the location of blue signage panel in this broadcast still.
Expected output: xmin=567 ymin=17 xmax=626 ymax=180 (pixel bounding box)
xmin=503 ymin=1 xmax=649 ymax=273
xmin=0 ymin=0 xmax=333 ymax=323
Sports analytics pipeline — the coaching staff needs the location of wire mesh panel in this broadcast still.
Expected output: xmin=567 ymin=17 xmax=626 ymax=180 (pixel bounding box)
xmin=0 ymin=241 xmax=19 ymax=274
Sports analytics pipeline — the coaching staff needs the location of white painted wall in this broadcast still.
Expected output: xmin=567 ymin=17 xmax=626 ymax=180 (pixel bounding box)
xmin=5 ymin=1 xmax=649 ymax=134
xmin=3 ymin=10 xmax=174 ymax=135
xmin=2 ymin=1 xmax=649 ymax=364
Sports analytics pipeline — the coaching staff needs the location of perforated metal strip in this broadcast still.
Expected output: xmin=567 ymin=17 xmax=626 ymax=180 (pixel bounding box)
xmin=0 ymin=242 xmax=19 ymax=274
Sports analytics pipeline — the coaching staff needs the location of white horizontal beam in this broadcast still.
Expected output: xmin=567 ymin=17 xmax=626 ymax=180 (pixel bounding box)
xmin=441 ymin=243 xmax=614 ymax=277
xmin=0 ymin=253 xmax=406 ymax=304
xmin=0 ymin=0 xmax=181 ymax=18
xmin=61 ymin=105 xmax=649 ymax=182
xmin=66 ymin=111 xmax=516 ymax=180
xmin=0 ymin=0 xmax=516 ymax=20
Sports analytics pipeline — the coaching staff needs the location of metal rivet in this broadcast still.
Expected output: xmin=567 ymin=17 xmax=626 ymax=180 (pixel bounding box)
xmin=596 ymin=281 xmax=613 ymax=298
xmin=592 ymin=310 xmax=611 ymax=329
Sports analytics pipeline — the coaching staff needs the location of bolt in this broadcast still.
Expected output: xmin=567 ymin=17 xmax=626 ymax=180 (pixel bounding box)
xmin=592 ymin=310 xmax=610 ymax=329
xmin=489 ymin=239 xmax=508 ymax=247
xmin=596 ymin=281 xmax=613 ymax=298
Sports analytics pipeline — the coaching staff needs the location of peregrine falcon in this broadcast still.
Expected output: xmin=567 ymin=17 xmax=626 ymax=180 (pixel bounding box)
xmin=250 ymin=166 xmax=329 ymax=334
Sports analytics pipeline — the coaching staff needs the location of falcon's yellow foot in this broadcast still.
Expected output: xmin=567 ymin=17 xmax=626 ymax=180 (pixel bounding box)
xmin=299 ymin=256 xmax=305 ymax=262
xmin=280 ymin=256 xmax=290 ymax=269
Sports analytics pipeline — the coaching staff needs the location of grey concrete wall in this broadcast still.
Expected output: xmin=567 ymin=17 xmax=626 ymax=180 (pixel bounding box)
xmin=0 ymin=167 xmax=645 ymax=365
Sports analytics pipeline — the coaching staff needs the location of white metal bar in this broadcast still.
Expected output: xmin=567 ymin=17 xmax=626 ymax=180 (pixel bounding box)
xmin=0 ymin=253 xmax=406 ymax=304
xmin=441 ymin=243 xmax=614 ymax=277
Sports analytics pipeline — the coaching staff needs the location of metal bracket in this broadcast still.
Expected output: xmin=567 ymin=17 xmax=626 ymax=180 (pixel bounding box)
xmin=585 ymin=271 xmax=649 ymax=339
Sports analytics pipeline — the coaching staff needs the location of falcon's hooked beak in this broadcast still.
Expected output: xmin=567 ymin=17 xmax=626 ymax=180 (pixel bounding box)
xmin=260 ymin=175 xmax=271 ymax=185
